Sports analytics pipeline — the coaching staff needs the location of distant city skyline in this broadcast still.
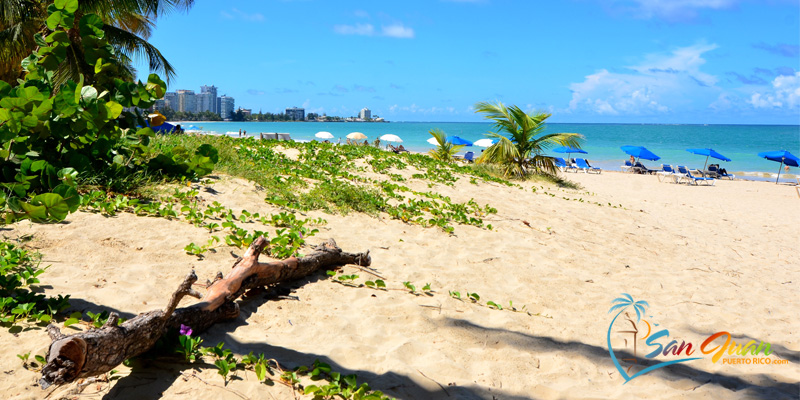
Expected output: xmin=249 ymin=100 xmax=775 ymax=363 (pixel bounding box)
xmin=135 ymin=1 xmax=799 ymax=124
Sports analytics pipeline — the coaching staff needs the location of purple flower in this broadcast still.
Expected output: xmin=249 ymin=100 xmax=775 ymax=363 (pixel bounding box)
xmin=179 ymin=324 xmax=192 ymax=336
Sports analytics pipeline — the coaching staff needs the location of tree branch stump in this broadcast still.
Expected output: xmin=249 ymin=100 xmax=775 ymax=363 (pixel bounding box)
xmin=39 ymin=237 xmax=370 ymax=389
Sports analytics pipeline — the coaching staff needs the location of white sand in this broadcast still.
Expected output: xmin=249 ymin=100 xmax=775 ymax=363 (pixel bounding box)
xmin=1 ymin=170 xmax=798 ymax=399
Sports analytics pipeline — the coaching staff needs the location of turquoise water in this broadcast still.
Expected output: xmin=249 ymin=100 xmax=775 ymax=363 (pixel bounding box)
xmin=184 ymin=121 xmax=800 ymax=177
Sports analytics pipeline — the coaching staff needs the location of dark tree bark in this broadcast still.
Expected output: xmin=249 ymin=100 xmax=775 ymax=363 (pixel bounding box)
xmin=39 ymin=237 xmax=370 ymax=389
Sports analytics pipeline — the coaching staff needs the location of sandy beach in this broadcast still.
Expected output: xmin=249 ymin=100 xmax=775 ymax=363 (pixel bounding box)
xmin=1 ymin=168 xmax=798 ymax=399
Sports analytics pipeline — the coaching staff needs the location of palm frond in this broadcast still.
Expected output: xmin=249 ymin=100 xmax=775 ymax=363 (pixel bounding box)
xmin=102 ymin=23 xmax=176 ymax=83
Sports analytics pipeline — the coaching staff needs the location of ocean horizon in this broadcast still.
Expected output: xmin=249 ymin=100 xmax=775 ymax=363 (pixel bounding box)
xmin=178 ymin=121 xmax=800 ymax=179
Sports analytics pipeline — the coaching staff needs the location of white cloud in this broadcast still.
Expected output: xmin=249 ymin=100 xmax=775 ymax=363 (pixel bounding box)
xmin=333 ymin=23 xmax=375 ymax=36
xmin=749 ymin=72 xmax=800 ymax=109
xmin=381 ymin=23 xmax=415 ymax=39
xmin=567 ymin=43 xmax=719 ymax=116
xmin=220 ymin=8 xmax=264 ymax=22
xmin=601 ymin=0 xmax=738 ymax=22
xmin=334 ymin=22 xmax=414 ymax=38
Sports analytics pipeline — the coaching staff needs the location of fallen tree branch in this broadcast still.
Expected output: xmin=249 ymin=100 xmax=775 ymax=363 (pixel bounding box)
xmin=39 ymin=237 xmax=370 ymax=389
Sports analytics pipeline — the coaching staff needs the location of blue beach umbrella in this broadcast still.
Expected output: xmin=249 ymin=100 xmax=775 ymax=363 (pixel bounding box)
xmin=621 ymin=145 xmax=660 ymax=161
xmin=553 ymin=146 xmax=588 ymax=160
xmin=686 ymin=148 xmax=731 ymax=170
xmin=149 ymin=121 xmax=176 ymax=133
xmin=758 ymin=150 xmax=800 ymax=183
xmin=446 ymin=136 xmax=473 ymax=146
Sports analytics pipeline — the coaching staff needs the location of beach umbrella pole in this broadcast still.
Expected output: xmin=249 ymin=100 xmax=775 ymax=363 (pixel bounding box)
xmin=776 ymin=161 xmax=783 ymax=184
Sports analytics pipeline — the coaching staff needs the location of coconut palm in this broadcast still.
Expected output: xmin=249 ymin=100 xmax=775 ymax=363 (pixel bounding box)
xmin=0 ymin=0 xmax=193 ymax=84
xmin=474 ymin=101 xmax=583 ymax=177
xmin=428 ymin=128 xmax=464 ymax=162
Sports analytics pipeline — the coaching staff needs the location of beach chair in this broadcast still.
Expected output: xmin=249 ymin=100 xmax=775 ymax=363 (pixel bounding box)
xmin=656 ymin=164 xmax=678 ymax=183
xmin=397 ymin=145 xmax=409 ymax=153
xmin=677 ymin=166 xmax=715 ymax=186
xmin=633 ymin=161 xmax=657 ymax=175
xmin=464 ymin=151 xmax=475 ymax=163
xmin=555 ymin=157 xmax=576 ymax=173
xmin=575 ymin=158 xmax=601 ymax=174
xmin=621 ymin=160 xmax=634 ymax=172
xmin=707 ymin=164 xmax=735 ymax=180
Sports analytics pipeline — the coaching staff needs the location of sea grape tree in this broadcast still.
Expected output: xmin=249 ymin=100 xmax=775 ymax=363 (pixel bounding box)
xmin=0 ymin=0 xmax=216 ymax=223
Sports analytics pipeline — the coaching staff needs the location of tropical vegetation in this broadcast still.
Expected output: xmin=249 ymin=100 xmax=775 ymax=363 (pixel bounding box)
xmin=474 ymin=101 xmax=583 ymax=177
xmin=427 ymin=128 xmax=465 ymax=162
xmin=0 ymin=0 xmax=193 ymax=85
xmin=0 ymin=1 xmax=215 ymax=223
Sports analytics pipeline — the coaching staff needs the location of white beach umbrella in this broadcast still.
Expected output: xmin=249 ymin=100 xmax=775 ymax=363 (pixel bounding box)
xmin=427 ymin=137 xmax=439 ymax=145
xmin=347 ymin=132 xmax=367 ymax=140
xmin=379 ymin=134 xmax=403 ymax=143
xmin=473 ymin=138 xmax=497 ymax=148
xmin=315 ymin=131 xmax=334 ymax=139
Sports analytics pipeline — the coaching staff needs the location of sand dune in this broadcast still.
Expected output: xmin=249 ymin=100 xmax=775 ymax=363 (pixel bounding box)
xmin=1 ymin=170 xmax=798 ymax=399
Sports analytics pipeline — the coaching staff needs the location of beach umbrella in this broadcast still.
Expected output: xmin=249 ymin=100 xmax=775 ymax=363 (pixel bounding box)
xmin=446 ymin=136 xmax=473 ymax=146
xmin=758 ymin=150 xmax=800 ymax=183
xmin=315 ymin=131 xmax=334 ymax=139
xmin=621 ymin=145 xmax=660 ymax=161
xmin=184 ymin=125 xmax=201 ymax=131
xmin=427 ymin=137 xmax=439 ymax=146
xmin=347 ymin=132 xmax=367 ymax=140
xmin=553 ymin=145 xmax=588 ymax=160
xmin=686 ymin=148 xmax=731 ymax=171
xmin=473 ymin=138 xmax=497 ymax=148
xmin=379 ymin=134 xmax=403 ymax=143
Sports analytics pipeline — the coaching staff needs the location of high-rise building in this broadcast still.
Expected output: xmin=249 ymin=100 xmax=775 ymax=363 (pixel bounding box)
xmin=200 ymin=85 xmax=218 ymax=114
xmin=219 ymin=95 xmax=235 ymax=119
xmin=163 ymin=92 xmax=178 ymax=110
xmin=196 ymin=92 xmax=215 ymax=113
xmin=285 ymin=107 xmax=305 ymax=121
xmin=176 ymin=90 xmax=196 ymax=113
xmin=359 ymin=107 xmax=371 ymax=120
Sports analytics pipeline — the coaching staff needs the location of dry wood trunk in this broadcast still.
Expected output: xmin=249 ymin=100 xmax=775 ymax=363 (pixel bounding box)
xmin=39 ymin=237 xmax=370 ymax=389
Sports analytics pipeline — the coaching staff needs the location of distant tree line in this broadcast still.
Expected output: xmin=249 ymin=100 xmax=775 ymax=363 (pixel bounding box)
xmin=161 ymin=108 xmax=222 ymax=121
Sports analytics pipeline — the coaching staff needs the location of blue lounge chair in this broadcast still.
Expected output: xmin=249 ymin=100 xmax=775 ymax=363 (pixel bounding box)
xmin=575 ymin=158 xmax=601 ymax=174
xmin=707 ymin=164 xmax=735 ymax=180
xmin=464 ymin=151 xmax=475 ymax=163
xmin=555 ymin=157 xmax=576 ymax=172
xmin=677 ymin=166 xmax=715 ymax=186
xmin=621 ymin=160 xmax=634 ymax=172
xmin=656 ymin=164 xmax=678 ymax=183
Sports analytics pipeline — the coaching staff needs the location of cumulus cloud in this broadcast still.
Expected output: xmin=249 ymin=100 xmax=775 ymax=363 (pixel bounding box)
xmin=567 ymin=43 xmax=719 ymax=115
xmin=749 ymin=72 xmax=800 ymax=109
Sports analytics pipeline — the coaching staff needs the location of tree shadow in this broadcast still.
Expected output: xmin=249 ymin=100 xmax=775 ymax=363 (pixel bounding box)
xmin=444 ymin=318 xmax=798 ymax=399
xmin=96 ymin=274 xmax=537 ymax=400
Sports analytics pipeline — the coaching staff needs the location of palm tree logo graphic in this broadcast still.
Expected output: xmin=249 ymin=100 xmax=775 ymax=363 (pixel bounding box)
xmin=607 ymin=293 xmax=701 ymax=383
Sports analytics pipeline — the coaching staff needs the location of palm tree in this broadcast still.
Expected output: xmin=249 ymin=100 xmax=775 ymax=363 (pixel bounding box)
xmin=0 ymin=0 xmax=193 ymax=84
xmin=428 ymin=128 xmax=464 ymax=162
xmin=474 ymin=101 xmax=583 ymax=177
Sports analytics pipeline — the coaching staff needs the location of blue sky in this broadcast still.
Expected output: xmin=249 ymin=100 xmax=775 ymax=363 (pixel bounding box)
xmin=134 ymin=0 xmax=800 ymax=124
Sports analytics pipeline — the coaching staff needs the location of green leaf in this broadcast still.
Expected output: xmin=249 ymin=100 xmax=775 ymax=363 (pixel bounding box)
xmin=46 ymin=11 xmax=63 ymax=30
xmin=105 ymin=101 xmax=123 ymax=119
xmin=254 ymin=362 xmax=267 ymax=381
xmin=64 ymin=317 xmax=79 ymax=326
xmin=63 ymin=0 xmax=79 ymax=13
xmin=31 ymin=193 xmax=69 ymax=221
xmin=52 ymin=184 xmax=80 ymax=212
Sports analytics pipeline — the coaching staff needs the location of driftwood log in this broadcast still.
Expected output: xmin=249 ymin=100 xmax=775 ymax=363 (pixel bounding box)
xmin=39 ymin=237 xmax=370 ymax=389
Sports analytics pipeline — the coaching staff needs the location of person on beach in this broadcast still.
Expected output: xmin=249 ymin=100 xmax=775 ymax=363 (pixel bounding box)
xmin=629 ymin=155 xmax=635 ymax=165
xmin=238 ymin=129 xmax=242 ymax=137
xmin=243 ymin=130 xmax=246 ymax=137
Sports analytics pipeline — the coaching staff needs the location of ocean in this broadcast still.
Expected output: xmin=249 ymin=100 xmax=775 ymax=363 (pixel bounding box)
xmin=179 ymin=121 xmax=800 ymax=179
